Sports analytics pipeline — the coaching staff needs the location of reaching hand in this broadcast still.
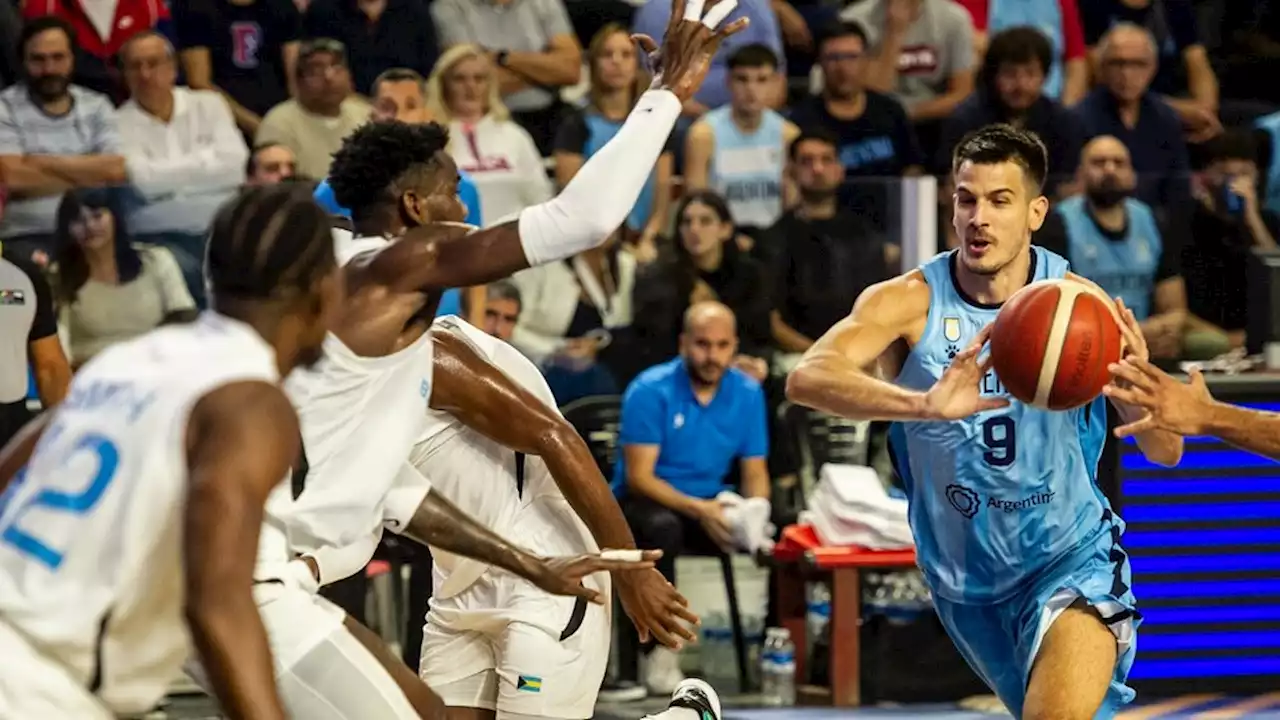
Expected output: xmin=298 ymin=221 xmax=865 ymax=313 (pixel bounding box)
xmin=616 ymin=569 xmax=701 ymax=649
xmin=697 ymin=499 xmax=735 ymax=552
xmin=631 ymin=0 xmax=750 ymax=103
xmin=923 ymin=324 xmax=1010 ymax=420
xmin=527 ymin=550 xmax=661 ymax=603
xmin=1104 ymin=357 xmax=1214 ymax=438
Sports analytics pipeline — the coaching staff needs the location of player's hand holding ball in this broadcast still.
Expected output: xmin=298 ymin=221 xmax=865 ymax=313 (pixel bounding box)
xmin=923 ymin=324 xmax=1011 ymax=420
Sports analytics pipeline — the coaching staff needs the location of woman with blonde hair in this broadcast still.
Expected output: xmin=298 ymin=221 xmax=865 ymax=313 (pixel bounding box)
xmin=553 ymin=23 xmax=673 ymax=262
xmin=426 ymin=44 xmax=553 ymax=224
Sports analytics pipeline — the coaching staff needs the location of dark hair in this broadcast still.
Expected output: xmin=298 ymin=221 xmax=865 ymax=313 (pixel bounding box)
xmin=247 ymin=142 xmax=287 ymax=176
xmin=327 ymin=120 xmax=451 ymax=222
xmin=205 ymin=184 xmax=335 ymax=302
xmin=20 ymin=16 xmax=76 ymax=56
xmin=1204 ymin=130 xmax=1259 ymax=165
xmin=53 ymin=189 xmax=140 ymax=304
xmin=373 ymin=67 xmax=425 ymax=95
xmin=788 ymin=127 xmax=840 ymax=161
xmin=980 ymin=27 xmax=1053 ymax=94
xmin=727 ymin=43 xmax=779 ymax=71
xmin=952 ymin=124 xmax=1048 ymax=192
xmin=816 ymin=20 xmax=868 ymax=52
xmin=676 ymin=189 xmax=734 ymax=229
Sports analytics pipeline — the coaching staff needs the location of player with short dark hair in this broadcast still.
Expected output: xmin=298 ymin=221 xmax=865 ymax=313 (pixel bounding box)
xmin=787 ymin=124 xmax=1183 ymax=719
xmin=0 ymin=184 xmax=342 ymax=720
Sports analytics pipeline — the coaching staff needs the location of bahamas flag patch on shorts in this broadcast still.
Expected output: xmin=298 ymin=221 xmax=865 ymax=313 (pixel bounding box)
xmin=517 ymin=675 xmax=542 ymax=693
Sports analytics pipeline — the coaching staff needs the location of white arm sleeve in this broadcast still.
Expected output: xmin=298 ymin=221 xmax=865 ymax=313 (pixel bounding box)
xmin=383 ymin=462 xmax=435 ymax=535
xmin=517 ymin=89 xmax=682 ymax=266
xmin=304 ymin=532 xmax=381 ymax=587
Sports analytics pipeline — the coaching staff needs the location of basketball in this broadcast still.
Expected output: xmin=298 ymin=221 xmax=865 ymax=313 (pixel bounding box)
xmin=989 ymin=279 xmax=1123 ymax=411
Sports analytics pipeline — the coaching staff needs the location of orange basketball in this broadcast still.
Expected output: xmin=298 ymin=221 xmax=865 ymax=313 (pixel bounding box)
xmin=989 ymin=279 xmax=1123 ymax=411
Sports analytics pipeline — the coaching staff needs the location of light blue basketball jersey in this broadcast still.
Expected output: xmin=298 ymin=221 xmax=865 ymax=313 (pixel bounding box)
xmin=704 ymin=106 xmax=786 ymax=228
xmin=582 ymin=111 xmax=657 ymax=232
xmin=987 ymin=0 xmax=1064 ymax=99
xmin=889 ymin=247 xmax=1114 ymax=605
xmin=1056 ymin=196 xmax=1161 ymax=320
xmin=1257 ymin=112 xmax=1280 ymax=216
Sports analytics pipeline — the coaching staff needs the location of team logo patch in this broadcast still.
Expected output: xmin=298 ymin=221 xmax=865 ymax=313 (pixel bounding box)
xmin=942 ymin=316 xmax=962 ymax=343
xmin=0 ymin=289 xmax=25 ymax=305
xmin=517 ymin=675 xmax=542 ymax=693
xmin=945 ymin=484 xmax=980 ymax=519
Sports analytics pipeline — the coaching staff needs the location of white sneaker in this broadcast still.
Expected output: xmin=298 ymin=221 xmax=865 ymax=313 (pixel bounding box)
xmin=667 ymin=678 xmax=722 ymax=720
xmin=644 ymin=645 xmax=686 ymax=695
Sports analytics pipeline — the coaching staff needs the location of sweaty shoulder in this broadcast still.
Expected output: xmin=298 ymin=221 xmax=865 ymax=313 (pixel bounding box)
xmin=187 ymin=380 xmax=299 ymax=475
xmin=854 ymin=269 xmax=931 ymax=338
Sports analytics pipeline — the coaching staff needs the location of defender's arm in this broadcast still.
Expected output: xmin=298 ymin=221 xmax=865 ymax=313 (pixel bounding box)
xmin=183 ymin=382 xmax=297 ymax=720
xmin=786 ymin=275 xmax=935 ymax=421
xmin=428 ymin=329 xmax=638 ymax=552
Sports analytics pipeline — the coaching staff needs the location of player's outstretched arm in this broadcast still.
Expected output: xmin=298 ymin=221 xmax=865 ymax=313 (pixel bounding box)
xmin=1108 ymin=358 xmax=1280 ymax=461
xmin=0 ymin=413 xmax=52 ymax=494
xmin=429 ymin=330 xmax=699 ymax=647
xmin=183 ymin=382 xmax=299 ymax=720
xmin=365 ymin=0 xmax=748 ymax=292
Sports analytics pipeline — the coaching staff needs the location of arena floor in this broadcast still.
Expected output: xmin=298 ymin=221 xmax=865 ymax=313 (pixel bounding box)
xmin=154 ymin=691 xmax=1280 ymax=719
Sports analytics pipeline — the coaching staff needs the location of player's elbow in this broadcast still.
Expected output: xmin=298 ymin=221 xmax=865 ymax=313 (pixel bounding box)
xmin=1143 ymin=438 xmax=1184 ymax=468
xmin=785 ymin=363 xmax=823 ymax=408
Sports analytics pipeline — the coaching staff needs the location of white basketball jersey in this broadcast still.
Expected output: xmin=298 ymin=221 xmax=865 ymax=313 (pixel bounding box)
xmin=409 ymin=317 xmax=596 ymax=596
xmin=257 ymin=231 xmax=436 ymax=573
xmin=0 ymin=313 xmax=278 ymax=715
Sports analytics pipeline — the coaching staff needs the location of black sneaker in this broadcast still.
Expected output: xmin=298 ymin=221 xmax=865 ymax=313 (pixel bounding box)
xmin=597 ymin=678 xmax=648 ymax=703
xmin=667 ymin=678 xmax=721 ymax=720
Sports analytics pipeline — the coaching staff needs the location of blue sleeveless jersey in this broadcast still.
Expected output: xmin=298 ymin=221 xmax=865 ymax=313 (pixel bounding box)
xmin=1056 ymin=196 xmax=1160 ymax=320
xmin=581 ymin=111 xmax=657 ymax=232
xmin=987 ymin=0 xmax=1064 ymax=99
xmin=889 ymin=247 xmax=1115 ymax=604
xmin=1258 ymin=112 xmax=1280 ymax=216
xmin=704 ymin=106 xmax=786 ymax=228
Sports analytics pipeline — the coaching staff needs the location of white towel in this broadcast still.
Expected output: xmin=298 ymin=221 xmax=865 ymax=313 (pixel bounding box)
xmin=716 ymin=491 xmax=776 ymax=554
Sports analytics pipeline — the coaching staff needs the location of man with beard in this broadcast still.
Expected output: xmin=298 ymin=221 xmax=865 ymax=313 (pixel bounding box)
xmin=0 ymin=17 xmax=126 ymax=264
xmin=613 ymin=300 xmax=772 ymax=694
xmin=1035 ymin=135 xmax=1188 ymax=359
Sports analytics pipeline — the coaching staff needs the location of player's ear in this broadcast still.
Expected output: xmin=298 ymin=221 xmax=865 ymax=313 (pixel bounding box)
xmin=1027 ymin=193 xmax=1049 ymax=232
xmin=399 ymin=190 xmax=426 ymax=227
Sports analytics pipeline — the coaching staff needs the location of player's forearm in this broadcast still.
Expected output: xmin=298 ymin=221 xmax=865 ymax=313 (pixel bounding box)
xmin=627 ymin=473 xmax=703 ymax=519
xmin=29 ymin=154 xmax=127 ymax=186
xmin=1201 ymin=402 xmax=1280 ymax=461
xmin=186 ymin=594 xmax=286 ymax=720
xmin=539 ymin=430 xmax=638 ymax=550
xmin=787 ymin=354 xmax=932 ymax=421
xmin=403 ymin=492 xmax=541 ymax=579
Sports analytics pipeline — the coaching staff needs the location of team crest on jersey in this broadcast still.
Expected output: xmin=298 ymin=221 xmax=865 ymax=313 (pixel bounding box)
xmin=942 ymin=316 xmax=962 ymax=343
xmin=517 ymin=676 xmax=542 ymax=693
xmin=0 ymin=289 xmax=25 ymax=305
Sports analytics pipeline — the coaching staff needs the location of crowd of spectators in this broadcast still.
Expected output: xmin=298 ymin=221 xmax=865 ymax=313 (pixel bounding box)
xmin=3 ymin=0 xmax=1280 ymax=706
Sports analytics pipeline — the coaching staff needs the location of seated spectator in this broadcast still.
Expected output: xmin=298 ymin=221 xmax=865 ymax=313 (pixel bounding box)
xmin=175 ymin=0 xmax=303 ymax=137
xmin=509 ymin=231 xmax=634 ymax=404
xmin=476 ymin=279 xmax=522 ymax=342
xmin=427 ymin=45 xmax=552 ymax=225
xmin=303 ymin=0 xmax=437 ymax=95
xmin=431 ymin=0 xmax=582 ymax=154
xmin=1036 ymin=135 xmax=1188 ymax=358
xmin=763 ymin=128 xmax=893 ymax=354
xmin=246 ymin=142 xmax=298 ymax=185
xmin=554 ymin=23 xmax=672 ymax=259
xmin=116 ymin=32 xmax=249 ymax=236
xmin=686 ymin=44 xmax=798 ymax=237
xmin=1073 ymin=23 xmax=1191 ymax=212
xmin=1183 ymin=131 xmax=1279 ymax=353
xmin=936 ymin=27 xmax=1082 ymax=196
xmin=23 ymin=0 xmax=170 ymax=101
xmin=839 ymin=0 xmax=975 ymax=154
xmin=614 ymin=301 xmax=771 ymax=694
xmin=632 ymin=0 xmax=783 ymax=120
xmin=256 ymin=38 xmax=371 ymax=181
xmin=0 ymin=18 xmax=126 ymax=266
xmin=790 ymin=21 xmax=923 ymax=231
xmin=51 ymin=189 xmax=197 ymax=368
xmin=954 ymin=0 xmax=1088 ymax=106
xmin=631 ymin=191 xmax=773 ymax=381
xmin=1081 ymin=0 xmax=1220 ymax=142
xmin=0 ymin=244 xmax=70 ymax=445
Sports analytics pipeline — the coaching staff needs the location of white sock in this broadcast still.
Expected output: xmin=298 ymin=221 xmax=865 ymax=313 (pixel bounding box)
xmin=641 ymin=710 xmax=700 ymax=720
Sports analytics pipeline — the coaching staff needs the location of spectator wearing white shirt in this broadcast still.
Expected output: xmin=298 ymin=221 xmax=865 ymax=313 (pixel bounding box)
xmin=426 ymin=43 xmax=553 ymax=225
xmin=116 ymin=32 xmax=249 ymax=236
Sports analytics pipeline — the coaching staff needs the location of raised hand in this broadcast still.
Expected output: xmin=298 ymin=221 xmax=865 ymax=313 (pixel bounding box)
xmin=923 ymin=323 xmax=1010 ymax=420
xmin=631 ymin=0 xmax=750 ymax=103
xmin=616 ymin=569 xmax=701 ymax=649
xmin=1104 ymin=358 xmax=1214 ymax=438
xmin=526 ymin=550 xmax=661 ymax=603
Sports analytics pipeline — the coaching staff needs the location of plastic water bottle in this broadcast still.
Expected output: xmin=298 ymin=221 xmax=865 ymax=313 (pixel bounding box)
xmin=701 ymin=611 xmax=732 ymax=680
xmin=760 ymin=628 xmax=797 ymax=706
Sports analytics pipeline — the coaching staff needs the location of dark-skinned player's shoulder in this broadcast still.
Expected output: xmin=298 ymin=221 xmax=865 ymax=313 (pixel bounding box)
xmin=185 ymin=380 xmax=300 ymax=480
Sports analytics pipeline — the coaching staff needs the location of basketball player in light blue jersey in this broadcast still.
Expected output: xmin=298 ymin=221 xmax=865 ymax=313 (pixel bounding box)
xmin=787 ymin=124 xmax=1184 ymax=720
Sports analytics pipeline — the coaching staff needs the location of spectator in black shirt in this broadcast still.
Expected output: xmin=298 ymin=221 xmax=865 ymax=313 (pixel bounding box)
xmin=303 ymin=0 xmax=438 ymax=95
xmin=764 ymin=128 xmax=894 ymax=354
xmin=174 ymin=0 xmax=303 ymax=137
xmin=937 ymin=27 xmax=1082 ymax=197
xmin=1183 ymin=130 xmax=1280 ymax=351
